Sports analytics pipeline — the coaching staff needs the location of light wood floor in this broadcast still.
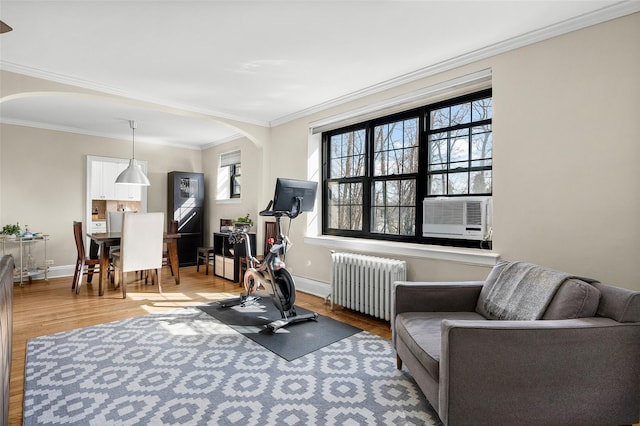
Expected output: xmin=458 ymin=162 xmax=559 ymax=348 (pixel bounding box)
xmin=8 ymin=265 xmax=391 ymax=425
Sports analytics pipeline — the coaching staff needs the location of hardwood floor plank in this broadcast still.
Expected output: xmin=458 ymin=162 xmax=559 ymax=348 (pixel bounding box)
xmin=8 ymin=265 xmax=390 ymax=425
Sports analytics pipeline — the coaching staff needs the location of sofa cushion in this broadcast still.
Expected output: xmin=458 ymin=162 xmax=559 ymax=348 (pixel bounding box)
xmin=395 ymin=312 xmax=486 ymax=381
xmin=542 ymin=278 xmax=601 ymax=319
xmin=477 ymin=261 xmax=575 ymax=320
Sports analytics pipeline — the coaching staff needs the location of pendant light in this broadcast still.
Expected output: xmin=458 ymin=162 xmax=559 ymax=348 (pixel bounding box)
xmin=115 ymin=120 xmax=150 ymax=186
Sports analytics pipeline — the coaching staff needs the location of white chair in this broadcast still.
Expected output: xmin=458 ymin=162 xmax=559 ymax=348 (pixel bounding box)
xmin=106 ymin=211 xmax=125 ymax=233
xmin=112 ymin=212 xmax=164 ymax=299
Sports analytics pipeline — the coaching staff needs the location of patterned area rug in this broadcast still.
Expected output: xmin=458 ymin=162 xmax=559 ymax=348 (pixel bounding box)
xmin=23 ymin=307 xmax=441 ymax=425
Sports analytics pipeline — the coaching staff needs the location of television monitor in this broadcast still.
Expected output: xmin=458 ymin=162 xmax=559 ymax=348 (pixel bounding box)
xmin=271 ymin=178 xmax=317 ymax=217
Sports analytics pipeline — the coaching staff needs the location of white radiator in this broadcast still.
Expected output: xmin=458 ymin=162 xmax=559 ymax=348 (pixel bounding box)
xmin=330 ymin=252 xmax=407 ymax=321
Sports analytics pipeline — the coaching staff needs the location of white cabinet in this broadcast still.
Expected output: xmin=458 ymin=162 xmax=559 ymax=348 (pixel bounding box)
xmin=91 ymin=161 xmax=118 ymax=200
xmin=215 ymin=255 xmax=235 ymax=281
xmin=91 ymin=221 xmax=106 ymax=233
xmin=91 ymin=160 xmax=141 ymax=201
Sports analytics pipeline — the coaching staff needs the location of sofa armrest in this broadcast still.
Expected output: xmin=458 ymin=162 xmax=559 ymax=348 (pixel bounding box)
xmin=393 ymin=281 xmax=484 ymax=316
xmin=439 ymin=318 xmax=640 ymax=426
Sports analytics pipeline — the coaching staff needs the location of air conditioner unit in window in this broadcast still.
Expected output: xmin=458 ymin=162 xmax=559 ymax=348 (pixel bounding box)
xmin=423 ymin=196 xmax=492 ymax=241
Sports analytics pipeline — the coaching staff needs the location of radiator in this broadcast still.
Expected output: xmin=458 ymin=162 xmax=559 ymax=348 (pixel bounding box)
xmin=330 ymin=252 xmax=407 ymax=321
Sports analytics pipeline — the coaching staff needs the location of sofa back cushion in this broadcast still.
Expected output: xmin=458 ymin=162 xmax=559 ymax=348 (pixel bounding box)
xmin=541 ymin=278 xmax=601 ymax=319
xmin=477 ymin=261 xmax=601 ymax=320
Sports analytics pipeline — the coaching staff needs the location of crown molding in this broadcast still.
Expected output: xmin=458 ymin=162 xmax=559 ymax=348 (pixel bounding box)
xmin=271 ymin=1 xmax=640 ymax=127
xmin=0 ymin=61 xmax=270 ymax=128
xmin=0 ymin=118 xmax=207 ymax=150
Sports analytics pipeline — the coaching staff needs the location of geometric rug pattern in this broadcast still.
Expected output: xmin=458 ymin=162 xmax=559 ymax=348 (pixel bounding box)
xmin=23 ymin=307 xmax=441 ymax=425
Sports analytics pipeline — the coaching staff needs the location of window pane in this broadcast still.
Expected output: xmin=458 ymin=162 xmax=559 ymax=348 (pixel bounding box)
xmin=371 ymin=207 xmax=386 ymax=233
xmin=385 ymin=206 xmax=399 ymax=234
xmin=450 ymin=102 xmax=471 ymax=126
xmin=327 ymin=182 xmax=363 ymax=231
xmin=428 ymin=174 xmax=445 ymax=195
xmin=430 ymin=107 xmax=449 ymax=129
xmin=471 ymin=127 xmax=492 ymax=161
xmin=470 ymin=170 xmax=492 ymax=194
xmin=399 ymin=207 xmax=415 ymax=236
xmin=449 ymin=130 xmax=469 ymax=164
xmin=374 ymin=117 xmax=419 ymax=177
xmin=401 ymin=179 xmax=416 ymax=205
xmin=388 ymin=150 xmax=400 ymax=175
xmin=330 ymin=159 xmax=343 ymax=179
xmin=429 ymin=134 xmax=448 ymax=168
xmin=400 ymin=146 xmax=418 ymax=174
xmin=371 ymin=179 xmax=415 ymax=235
xmin=328 ymin=205 xmax=340 ymax=228
xmin=404 ymin=119 xmax=418 ymax=148
xmin=448 ymin=172 xmax=469 ymax=194
xmin=472 ymin=97 xmax=492 ymax=121
xmin=329 ymin=129 xmax=365 ymax=179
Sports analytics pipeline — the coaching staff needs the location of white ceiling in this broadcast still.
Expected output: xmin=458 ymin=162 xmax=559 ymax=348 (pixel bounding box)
xmin=1 ymin=1 xmax=638 ymax=149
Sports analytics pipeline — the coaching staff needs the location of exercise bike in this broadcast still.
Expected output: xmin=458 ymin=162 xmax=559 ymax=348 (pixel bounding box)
xmin=218 ymin=178 xmax=318 ymax=332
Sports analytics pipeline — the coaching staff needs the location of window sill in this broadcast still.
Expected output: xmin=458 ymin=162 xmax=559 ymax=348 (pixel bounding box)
xmin=304 ymin=235 xmax=500 ymax=266
xmin=215 ymin=198 xmax=242 ymax=205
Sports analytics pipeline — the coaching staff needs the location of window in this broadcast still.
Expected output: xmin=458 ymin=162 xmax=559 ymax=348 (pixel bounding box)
xmin=427 ymin=96 xmax=492 ymax=195
xmin=323 ymin=89 xmax=492 ymax=248
xmin=217 ymin=150 xmax=241 ymax=200
xmin=230 ymin=163 xmax=241 ymax=198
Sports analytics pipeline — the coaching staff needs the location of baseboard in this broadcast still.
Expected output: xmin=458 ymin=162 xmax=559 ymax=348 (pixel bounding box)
xmin=39 ymin=265 xmax=75 ymax=279
xmin=292 ymin=275 xmax=330 ymax=300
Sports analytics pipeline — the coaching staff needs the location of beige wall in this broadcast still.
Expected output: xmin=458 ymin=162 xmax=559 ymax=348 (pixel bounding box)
xmin=272 ymin=12 xmax=640 ymax=290
xmin=200 ymin=137 xmax=264 ymax=248
xmin=1 ymin=13 xmax=638 ymax=291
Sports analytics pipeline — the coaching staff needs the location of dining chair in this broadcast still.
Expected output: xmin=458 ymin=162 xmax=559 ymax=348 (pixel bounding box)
xmin=162 ymin=220 xmax=179 ymax=276
xmin=72 ymin=221 xmax=100 ymax=294
xmin=106 ymin=211 xmax=125 ymax=232
xmin=112 ymin=212 xmax=164 ymax=299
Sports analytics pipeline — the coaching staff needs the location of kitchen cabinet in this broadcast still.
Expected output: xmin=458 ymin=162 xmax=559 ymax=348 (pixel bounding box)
xmin=92 ymin=161 xmax=141 ymax=201
xmin=91 ymin=161 xmax=118 ymax=200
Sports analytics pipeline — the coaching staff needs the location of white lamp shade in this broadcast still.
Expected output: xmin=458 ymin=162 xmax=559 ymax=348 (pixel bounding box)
xmin=115 ymin=159 xmax=150 ymax=186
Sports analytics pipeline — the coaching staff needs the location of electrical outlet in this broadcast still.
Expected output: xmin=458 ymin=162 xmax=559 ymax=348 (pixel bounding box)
xmin=45 ymin=259 xmax=54 ymax=266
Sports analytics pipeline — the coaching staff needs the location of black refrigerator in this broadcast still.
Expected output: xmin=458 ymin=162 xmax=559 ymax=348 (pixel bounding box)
xmin=168 ymin=171 xmax=204 ymax=266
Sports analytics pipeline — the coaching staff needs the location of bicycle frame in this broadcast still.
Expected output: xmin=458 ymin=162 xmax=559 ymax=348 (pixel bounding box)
xmin=221 ymin=209 xmax=318 ymax=331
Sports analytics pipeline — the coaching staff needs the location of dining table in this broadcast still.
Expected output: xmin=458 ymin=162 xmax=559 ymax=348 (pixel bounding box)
xmin=87 ymin=231 xmax=181 ymax=296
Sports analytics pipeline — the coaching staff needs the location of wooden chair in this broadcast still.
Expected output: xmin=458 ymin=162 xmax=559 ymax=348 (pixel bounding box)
xmin=196 ymin=246 xmax=214 ymax=275
xmin=263 ymin=221 xmax=278 ymax=257
xmin=72 ymin=221 xmax=100 ymax=294
xmin=112 ymin=212 xmax=164 ymax=299
xmin=162 ymin=220 xmax=179 ymax=276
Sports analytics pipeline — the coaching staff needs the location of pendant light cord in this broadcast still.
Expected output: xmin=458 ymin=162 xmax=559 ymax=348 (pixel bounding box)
xmin=129 ymin=120 xmax=137 ymax=159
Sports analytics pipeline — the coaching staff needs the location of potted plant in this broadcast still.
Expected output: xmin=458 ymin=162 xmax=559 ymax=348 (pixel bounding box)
xmin=234 ymin=214 xmax=254 ymax=231
xmin=1 ymin=223 xmax=21 ymax=239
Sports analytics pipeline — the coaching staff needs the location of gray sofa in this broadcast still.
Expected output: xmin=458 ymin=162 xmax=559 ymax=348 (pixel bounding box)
xmin=392 ymin=260 xmax=640 ymax=426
